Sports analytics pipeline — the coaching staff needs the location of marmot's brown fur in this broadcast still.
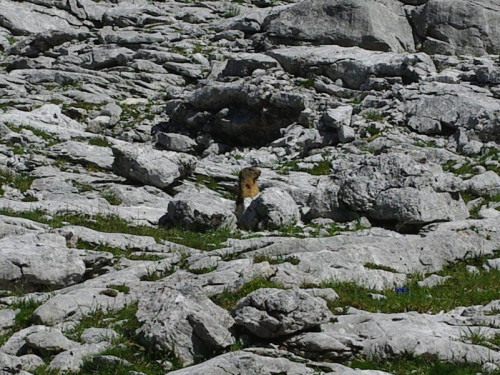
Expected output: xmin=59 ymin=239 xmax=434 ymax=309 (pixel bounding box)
xmin=235 ymin=166 xmax=261 ymax=216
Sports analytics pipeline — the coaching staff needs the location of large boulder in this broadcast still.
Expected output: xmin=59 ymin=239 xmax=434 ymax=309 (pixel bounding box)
xmin=234 ymin=288 xmax=334 ymax=338
xmin=0 ymin=233 xmax=86 ymax=291
xmin=337 ymin=152 xmax=468 ymax=227
xmin=111 ymin=143 xmax=197 ymax=190
xmin=268 ymin=45 xmax=435 ymax=90
xmin=262 ymin=0 xmax=415 ymax=52
xmin=166 ymin=189 xmax=237 ymax=230
xmin=238 ymin=188 xmax=301 ymax=230
xmin=136 ymin=285 xmax=235 ymax=366
xmin=466 ymin=171 xmax=500 ymax=197
xmin=411 ymin=0 xmax=500 ymax=55
xmin=166 ymin=75 xmax=312 ymax=147
xmin=402 ymin=82 xmax=500 ymax=142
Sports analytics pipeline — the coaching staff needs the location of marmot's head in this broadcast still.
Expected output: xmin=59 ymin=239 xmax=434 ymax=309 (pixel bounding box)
xmin=239 ymin=166 xmax=261 ymax=182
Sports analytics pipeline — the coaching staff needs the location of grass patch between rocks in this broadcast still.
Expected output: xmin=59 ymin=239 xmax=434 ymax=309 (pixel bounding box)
xmin=0 ymin=209 xmax=234 ymax=251
xmin=212 ymin=276 xmax=284 ymax=311
xmin=349 ymin=353 xmax=486 ymax=375
xmin=320 ymin=254 xmax=500 ymax=314
xmin=65 ymin=302 xmax=182 ymax=375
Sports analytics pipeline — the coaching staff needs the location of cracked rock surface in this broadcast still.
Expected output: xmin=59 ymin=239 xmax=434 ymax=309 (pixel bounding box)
xmin=0 ymin=0 xmax=499 ymax=373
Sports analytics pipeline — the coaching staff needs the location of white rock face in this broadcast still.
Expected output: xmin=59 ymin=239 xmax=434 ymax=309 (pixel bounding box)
xmin=234 ymin=288 xmax=334 ymax=338
xmin=0 ymin=0 xmax=499 ymax=373
xmin=166 ymin=189 xmax=237 ymax=230
xmin=136 ymin=285 xmax=235 ymax=366
xmin=0 ymin=233 xmax=86 ymax=291
xmin=239 ymin=187 xmax=301 ymax=230
xmin=112 ymin=143 xmax=197 ymax=189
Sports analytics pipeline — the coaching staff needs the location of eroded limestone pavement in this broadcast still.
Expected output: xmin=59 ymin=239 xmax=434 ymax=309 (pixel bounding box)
xmin=0 ymin=0 xmax=500 ymax=373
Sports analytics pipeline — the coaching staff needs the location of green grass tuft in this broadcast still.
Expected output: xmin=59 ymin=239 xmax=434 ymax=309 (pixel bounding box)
xmin=212 ymin=276 xmax=285 ymax=311
xmin=322 ymin=254 xmax=500 ymax=314
xmin=0 ymin=209 xmax=235 ymax=251
xmin=350 ymin=353 xmax=485 ymax=375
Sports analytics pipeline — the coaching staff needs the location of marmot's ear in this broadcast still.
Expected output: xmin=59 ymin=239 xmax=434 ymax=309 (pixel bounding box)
xmin=256 ymin=168 xmax=261 ymax=178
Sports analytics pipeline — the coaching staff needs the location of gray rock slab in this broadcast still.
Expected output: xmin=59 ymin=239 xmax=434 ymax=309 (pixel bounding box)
xmin=24 ymin=327 xmax=79 ymax=355
xmin=48 ymin=141 xmax=114 ymax=170
xmin=262 ymin=0 xmax=414 ymax=52
xmin=337 ymin=152 xmax=467 ymax=226
xmin=0 ymin=351 xmax=22 ymax=374
xmin=0 ymin=233 xmax=86 ymax=291
xmin=417 ymin=274 xmax=451 ymax=288
xmin=466 ymin=171 xmax=500 ymax=197
xmin=166 ymin=189 xmax=237 ymax=231
xmin=167 ymin=349 xmax=391 ymax=374
xmin=234 ymin=288 xmax=334 ymax=338
xmin=402 ymin=82 xmax=500 ymax=142
xmin=225 ymin=217 xmax=500 ymax=290
xmin=0 ymin=197 xmax=166 ymax=227
xmin=0 ymin=104 xmax=86 ymax=136
xmin=0 ymin=0 xmax=88 ymax=35
xmin=411 ymin=0 xmax=500 ymax=55
xmin=111 ymin=142 xmax=197 ymax=190
xmin=0 ymin=308 xmax=17 ymax=332
xmin=32 ymin=287 xmax=132 ymax=325
xmin=320 ymin=308 xmax=500 ymax=366
xmin=136 ymin=285 xmax=235 ymax=366
xmin=48 ymin=342 xmax=110 ymax=372
xmin=220 ymin=53 xmax=280 ymax=77
xmin=156 ymin=132 xmax=197 ymax=153
xmin=239 ymin=187 xmax=300 ymax=231
xmin=269 ymin=45 xmax=435 ymax=90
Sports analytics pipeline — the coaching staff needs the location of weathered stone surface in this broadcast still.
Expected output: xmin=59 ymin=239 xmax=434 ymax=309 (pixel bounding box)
xmin=234 ymin=288 xmax=334 ymax=338
xmin=166 ymin=189 xmax=237 ymax=230
xmin=220 ymin=53 xmax=280 ymax=77
xmin=136 ymin=285 xmax=235 ymax=366
xmin=238 ymin=187 xmax=300 ymax=230
xmin=32 ymin=287 xmax=132 ymax=325
xmin=48 ymin=342 xmax=111 ymax=372
xmin=111 ymin=143 xmax=197 ymax=190
xmin=24 ymin=327 xmax=79 ymax=356
xmin=402 ymin=82 xmax=500 ymax=142
xmin=48 ymin=141 xmax=114 ymax=170
xmin=466 ymin=171 xmax=500 ymax=197
xmin=0 ymin=233 xmax=86 ymax=291
xmin=317 ymin=308 xmax=500 ymax=366
xmin=269 ymin=46 xmax=435 ymax=90
xmin=156 ymin=132 xmax=197 ymax=153
xmin=167 ymin=349 xmax=391 ymax=374
xmin=0 ymin=0 xmax=88 ymax=35
xmin=262 ymin=0 xmax=414 ymax=52
xmin=336 ymin=152 xmax=468 ymax=226
xmin=411 ymin=0 xmax=500 ymax=55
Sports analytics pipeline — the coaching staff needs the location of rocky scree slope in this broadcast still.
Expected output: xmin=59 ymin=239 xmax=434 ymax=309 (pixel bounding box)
xmin=0 ymin=0 xmax=500 ymax=374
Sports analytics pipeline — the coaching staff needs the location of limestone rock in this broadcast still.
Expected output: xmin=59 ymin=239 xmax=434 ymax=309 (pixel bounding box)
xmin=166 ymin=189 xmax=237 ymax=231
xmin=234 ymin=288 xmax=334 ymax=338
xmin=262 ymin=0 xmax=414 ymax=52
xmin=156 ymin=132 xmax=197 ymax=153
xmin=136 ymin=285 xmax=235 ymax=366
xmin=411 ymin=0 xmax=500 ymax=55
xmin=48 ymin=141 xmax=114 ymax=170
xmin=48 ymin=342 xmax=110 ymax=372
xmin=239 ymin=187 xmax=300 ymax=230
xmin=0 ymin=233 xmax=86 ymax=291
xmin=466 ymin=171 xmax=500 ymax=197
xmin=269 ymin=45 xmax=435 ymax=90
xmin=111 ymin=143 xmax=197 ymax=190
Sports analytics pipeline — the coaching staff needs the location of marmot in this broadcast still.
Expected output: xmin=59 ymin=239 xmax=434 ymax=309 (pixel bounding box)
xmin=235 ymin=166 xmax=261 ymax=216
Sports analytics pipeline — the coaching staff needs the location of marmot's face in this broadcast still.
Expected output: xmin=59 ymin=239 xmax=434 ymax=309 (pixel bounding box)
xmin=239 ymin=166 xmax=261 ymax=182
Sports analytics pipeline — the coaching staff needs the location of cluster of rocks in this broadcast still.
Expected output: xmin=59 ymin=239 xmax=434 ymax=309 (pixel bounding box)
xmin=1 ymin=0 xmax=500 ymax=373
